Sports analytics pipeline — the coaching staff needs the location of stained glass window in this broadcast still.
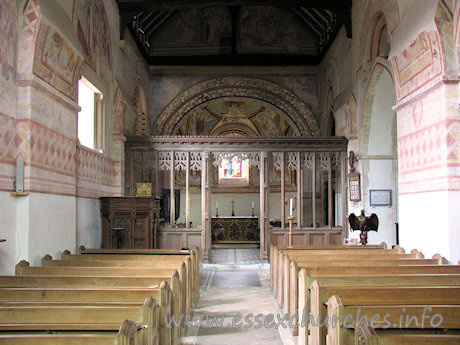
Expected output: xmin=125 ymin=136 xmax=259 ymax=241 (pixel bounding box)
xmin=223 ymin=157 xmax=242 ymax=178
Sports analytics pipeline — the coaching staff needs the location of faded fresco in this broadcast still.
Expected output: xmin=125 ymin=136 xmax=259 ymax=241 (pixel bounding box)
xmin=0 ymin=0 xmax=17 ymax=113
xmin=72 ymin=0 xmax=112 ymax=81
xmin=391 ymin=31 xmax=443 ymax=100
xmin=33 ymin=23 xmax=81 ymax=101
xmin=153 ymin=7 xmax=232 ymax=55
xmin=435 ymin=0 xmax=456 ymax=71
xmin=239 ymin=6 xmax=316 ymax=54
xmin=175 ymin=99 xmax=295 ymax=136
xmin=151 ymin=6 xmax=316 ymax=55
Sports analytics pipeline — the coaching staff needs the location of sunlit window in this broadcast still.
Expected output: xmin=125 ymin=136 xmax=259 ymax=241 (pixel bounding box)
xmin=78 ymin=77 xmax=104 ymax=152
xmin=218 ymin=156 xmax=249 ymax=187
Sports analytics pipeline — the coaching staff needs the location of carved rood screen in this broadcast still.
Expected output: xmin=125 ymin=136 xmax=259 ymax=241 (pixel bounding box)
xmin=125 ymin=136 xmax=348 ymax=235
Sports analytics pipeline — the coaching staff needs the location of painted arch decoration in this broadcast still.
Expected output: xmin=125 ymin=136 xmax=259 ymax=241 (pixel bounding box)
xmin=155 ymin=77 xmax=320 ymax=136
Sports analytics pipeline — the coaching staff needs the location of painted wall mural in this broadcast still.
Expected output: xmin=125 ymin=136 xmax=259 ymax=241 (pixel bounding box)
xmin=435 ymin=0 xmax=456 ymax=71
xmin=391 ymin=31 xmax=443 ymax=101
xmin=176 ymin=98 xmax=295 ymax=136
xmin=397 ymin=86 xmax=460 ymax=194
xmin=33 ymin=23 xmax=81 ymax=101
xmin=155 ymin=77 xmax=320 ymax=136
xmin=72 ymin=0 xmax=112 ymax=82
xmin=153 ymin=7 xmax=231 ymax=54
xmin=151 ymin=6 xmax=316 ymax=56
xmin=238 ymin=6 xmax=316 ymax=54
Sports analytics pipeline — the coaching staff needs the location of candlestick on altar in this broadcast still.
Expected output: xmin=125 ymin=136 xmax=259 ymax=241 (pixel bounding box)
xmin=251 ymin=201 xmax=255 ymax=217
xmin=287 ymin=216 xmax=295 ymax=247
xmin=230 ymin=199 xmax=236 ymax=216
xmin=216 ymin=201 xmax=219 ymax=217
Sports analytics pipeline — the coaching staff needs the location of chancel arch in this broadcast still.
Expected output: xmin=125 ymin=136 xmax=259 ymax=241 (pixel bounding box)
xmin=154 ymin=77 xmax=320 ymax=137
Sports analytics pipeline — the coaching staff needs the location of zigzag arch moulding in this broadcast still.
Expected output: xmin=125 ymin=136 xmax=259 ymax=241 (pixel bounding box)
xmin=155 ymin=77 xmax=320 ymax=136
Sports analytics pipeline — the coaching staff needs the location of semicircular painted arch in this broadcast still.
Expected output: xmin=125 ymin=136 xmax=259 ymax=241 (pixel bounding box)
xmin=155 ymin=77 xmax=320 ymax=136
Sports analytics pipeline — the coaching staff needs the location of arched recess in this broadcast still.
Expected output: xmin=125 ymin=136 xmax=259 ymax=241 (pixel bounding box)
xmin=134 ymin=81 xmax=148 ymax=137
xmin=155 ymin=77 xmax=320 ymax=136
xmin=323 ymin=86 xmax=336 ymax=136
xmin=359 ymin=60 xmax=398 ymax=247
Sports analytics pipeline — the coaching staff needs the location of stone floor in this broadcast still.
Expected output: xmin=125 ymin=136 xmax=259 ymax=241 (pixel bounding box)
xmin=210 ymin=248 xmax=260 ymax=265
xmin=183 ymin=249 xmax=295 ymax=345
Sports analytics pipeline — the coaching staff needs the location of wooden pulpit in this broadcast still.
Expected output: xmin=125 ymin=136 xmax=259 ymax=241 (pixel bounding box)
xmin=100 ymin=197 xmax=160 ymax=249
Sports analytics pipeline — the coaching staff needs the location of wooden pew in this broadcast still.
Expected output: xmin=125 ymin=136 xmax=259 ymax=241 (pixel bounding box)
xmin=297 ymin=272 xmax=460 ymax=345
xmin=269 ymin=243 xmax=390 ymax=291
xmin=41 ymin=255 xmax=190 ymax=322
xmin=326 ymin=295 xmax=460 ymax=345
xmin=275 ymin=250 xmax=421 ymax=305
xmin=63 ymin=250 xmax=199 ymax=307
xmin=77 ymin=246 xmax=200 ymax=304
xmin=309 ymin=283 xmax=460 ymax=345
xmin=355 ymin=322 xmax=460 ymax=345
xmin=0 ymin=296 xmax=162 ymax=345
xmin=12 ymin=262 xmax=182 ymax=344
xmin=0 ymin=319 xmax=141 ymax=345
xmin=45 ymin=255 xmax=193 ymax=318
xmin=280 ymin=256 xmax=445 ymax=321
xmin=284 ymin=257 xmax=446 ymax=321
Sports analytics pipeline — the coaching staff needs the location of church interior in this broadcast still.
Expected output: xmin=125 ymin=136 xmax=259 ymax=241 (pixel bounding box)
xmin=0 ymin=0 xmax=460 ymax=344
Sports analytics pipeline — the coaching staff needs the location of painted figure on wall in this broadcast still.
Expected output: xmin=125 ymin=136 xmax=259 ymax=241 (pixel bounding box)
xmin=0 ymin=0 xmax=16 ymax=81
xmin=72 ymin=0 xmax=112 ymax=80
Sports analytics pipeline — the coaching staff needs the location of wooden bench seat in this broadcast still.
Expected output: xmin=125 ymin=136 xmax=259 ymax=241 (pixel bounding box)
xmin=327 ymin=295 xmax=460 ymax=345
xmin=296 ymin=272 xmax=460 ymax=344
xmin=0 ymin=297 xmax=161 ymax=345
xmin=309 ymin=284 xmax=460 ymax=345
xmin=0 ymin=319 xmax=140 ymax=345
xmin=355 ymin=322 xmax=460 ymax=345
xmin=62 ymin=251 xmax=199 ymax=305
xmin=275 ymin=251 xmax=425 ymax=303
xmin=282 ymin=260 xmax=453 ymax=321
xmin=271 ymin=244 xmax=405 ymax=287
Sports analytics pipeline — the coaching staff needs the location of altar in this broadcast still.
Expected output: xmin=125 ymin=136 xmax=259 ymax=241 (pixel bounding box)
xmin=211 ymin=216 xmax=259 ymax=243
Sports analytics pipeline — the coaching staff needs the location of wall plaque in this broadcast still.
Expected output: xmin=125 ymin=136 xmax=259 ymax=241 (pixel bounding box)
xmin=369 ymin=189 xmax=392 ymax=206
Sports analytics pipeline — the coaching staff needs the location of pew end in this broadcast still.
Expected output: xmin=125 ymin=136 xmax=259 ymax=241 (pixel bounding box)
xmin=61 ymin=249 xmax=72 ymax=259
xmin=410 ymin=249 xmax=424 ymax=258
xmin=78 ymin=245 xmax=86 ymax=254
xmin=41 ymin=254 xmax=53 ymax=266
xmin=15 ymin=260 xmax=29 ymax=276
xmin=391 ymin=245 xmax=404 ymax=253
xmin=379 ymin=242 xmax=387 ymax=250
xmin=118 ymin=319 xmax=143 ymax=345
xmin=355 ymin=322 xmax=378 ymax=345
xmin=433 ymin=253 xmax=448 ymax=264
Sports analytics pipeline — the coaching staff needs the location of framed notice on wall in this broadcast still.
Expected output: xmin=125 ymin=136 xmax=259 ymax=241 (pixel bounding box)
xmin=370 ymin=189 xmax=392 ymax=206
xmin=348 ymin=172 xmax=361 ymax=201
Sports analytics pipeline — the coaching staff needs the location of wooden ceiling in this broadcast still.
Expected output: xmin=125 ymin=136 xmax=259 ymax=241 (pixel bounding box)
xmin=117 ymin=0 xmax=352 ymax=66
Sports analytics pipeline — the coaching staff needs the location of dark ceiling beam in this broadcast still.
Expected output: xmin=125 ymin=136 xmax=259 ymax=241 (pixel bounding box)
xmin=309 ymin=8 xmax=329 ymax=28
xmin=315 ymin=9 xmax=332 ymax=23
xmin=147 ymin=54 xmax=321 ymax=66
xmin=227 ymin=6 xmax=241 ymax=55
xmin=117 ymin=0 xmax=351 ymax=12
xmin=143 ymin=11 xmax=164 ymax=32
xmin=299 ymin=7 xmax=327 ymax=34
xmin=146 ymin=11 xmax=176 ymax=38
xmin=290 ymin=7 xmax=322 ymax=39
